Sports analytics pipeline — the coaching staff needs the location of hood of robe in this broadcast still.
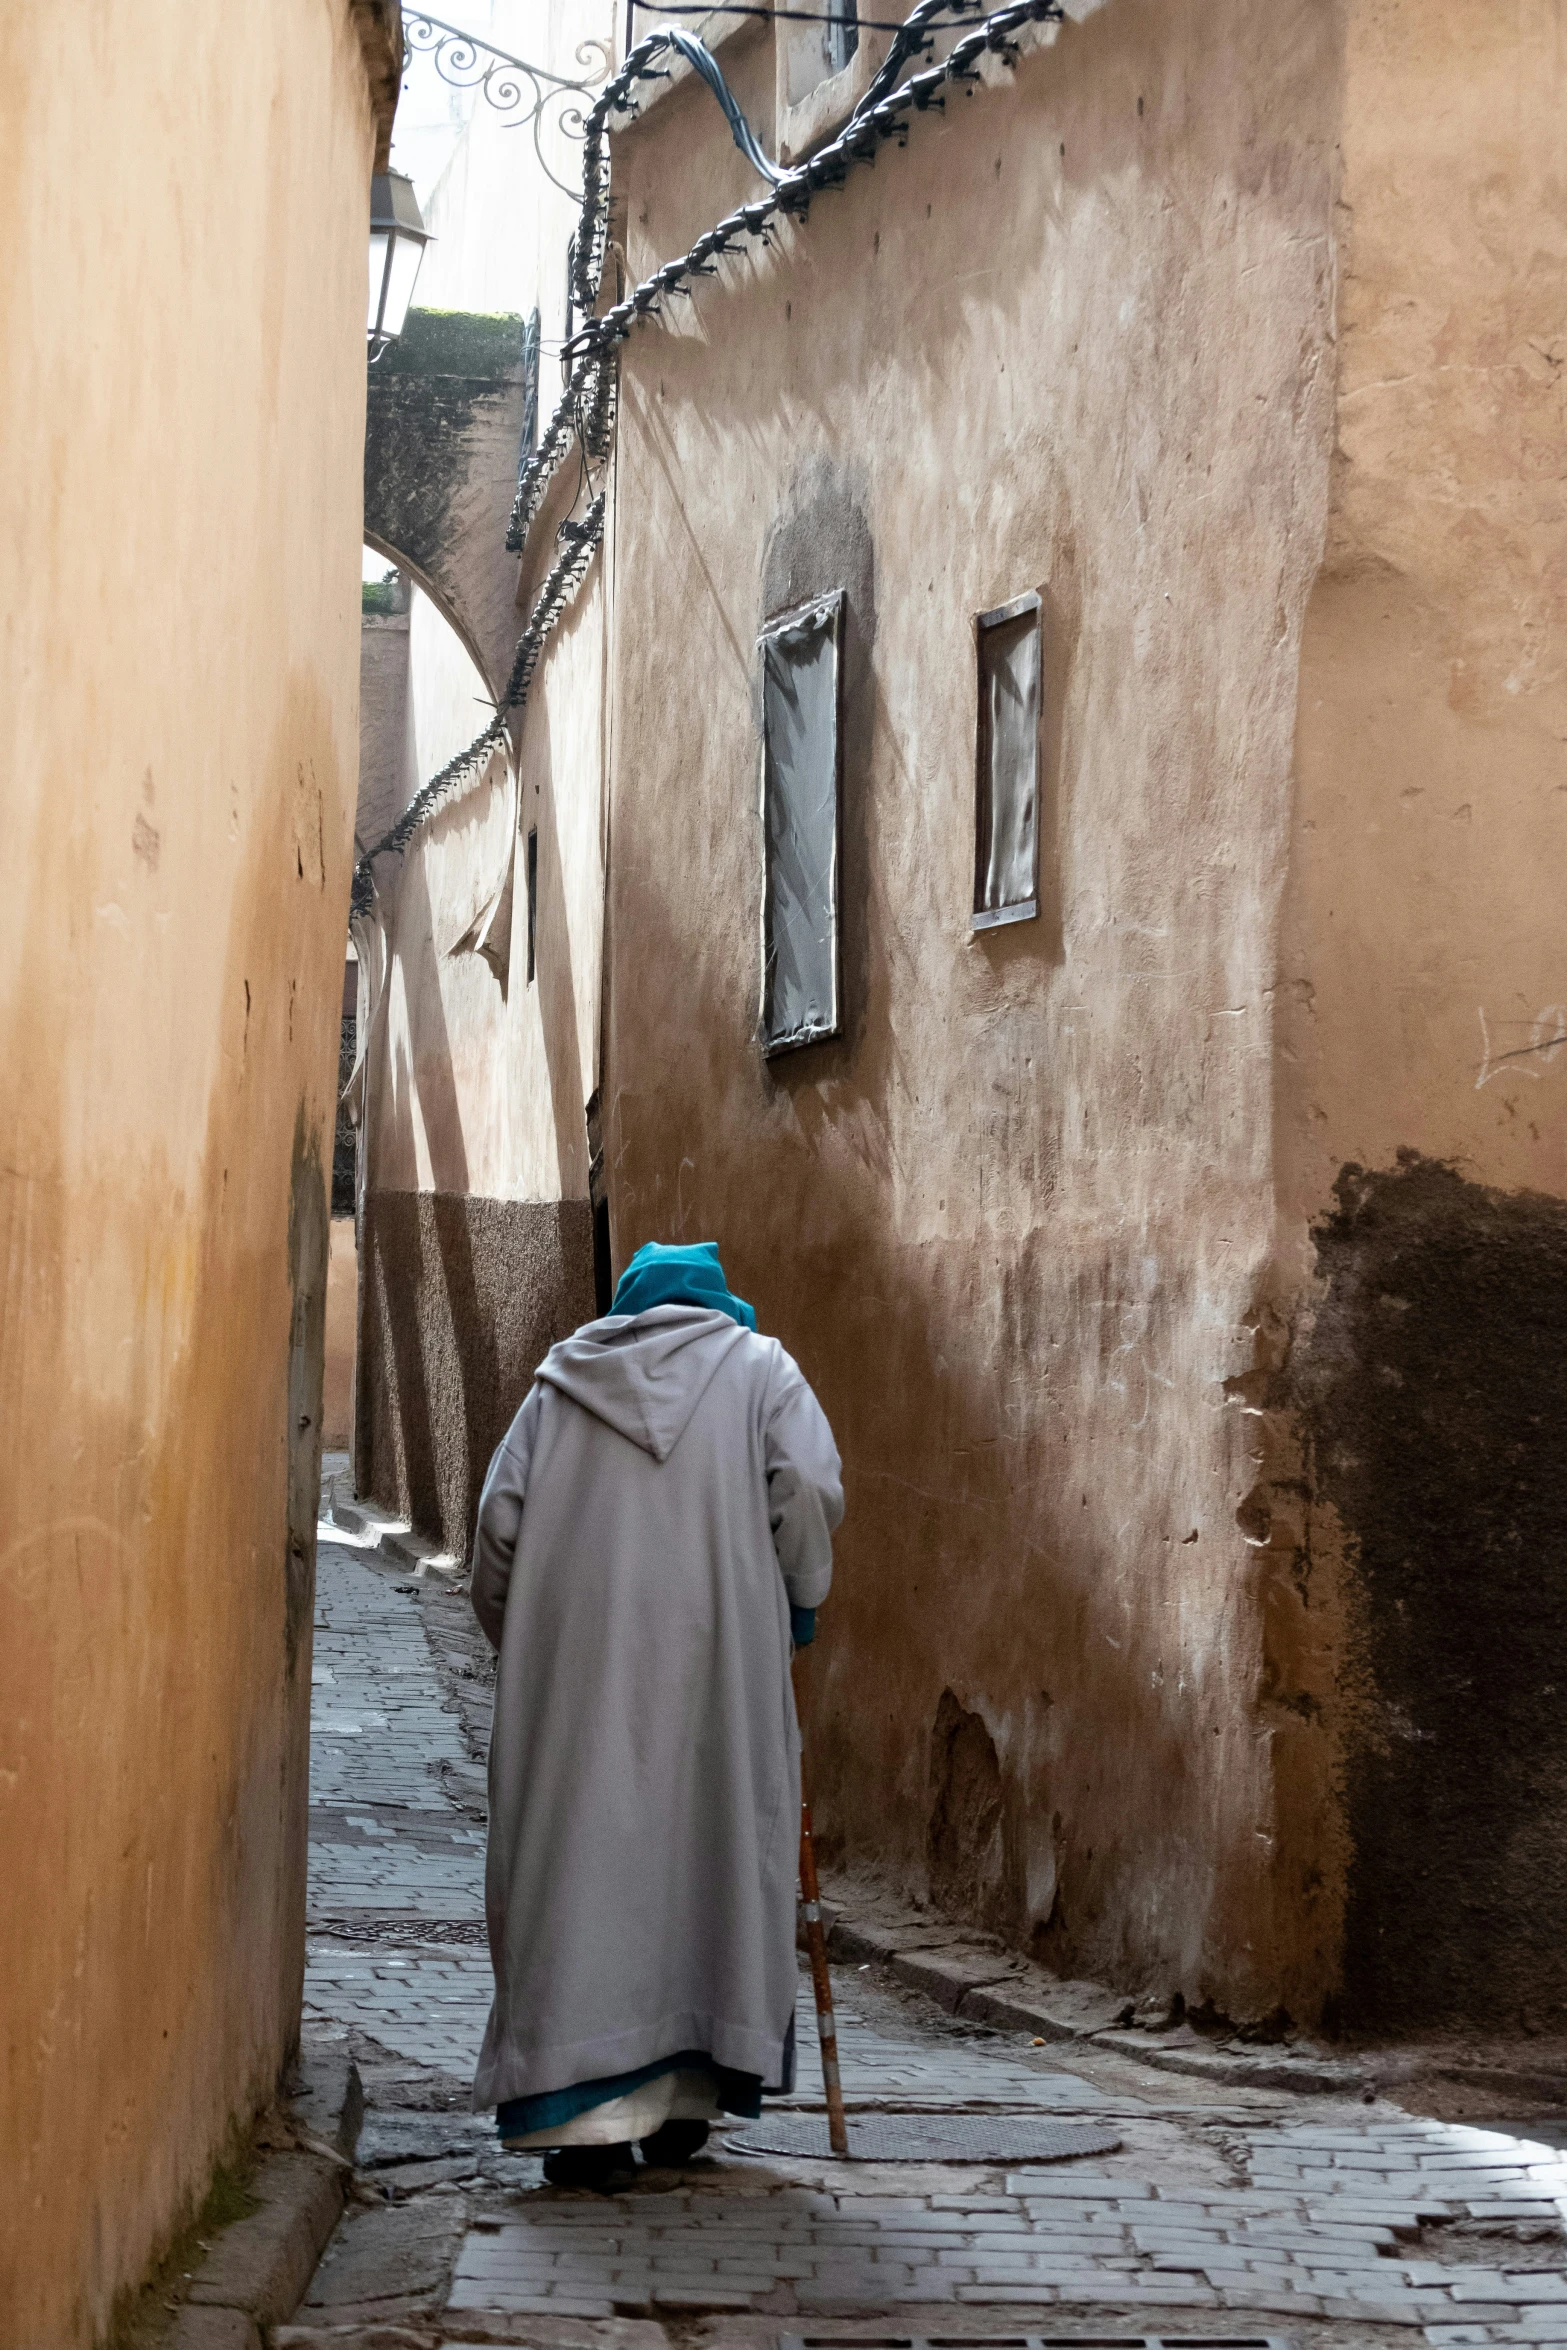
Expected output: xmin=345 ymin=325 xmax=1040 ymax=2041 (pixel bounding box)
xmin=535 ymin=1304 xmax=750 ymax=1462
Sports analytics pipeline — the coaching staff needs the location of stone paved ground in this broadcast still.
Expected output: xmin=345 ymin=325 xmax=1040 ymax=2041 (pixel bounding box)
xmin=296 ymin=1523 xmax=1567 ymax=2348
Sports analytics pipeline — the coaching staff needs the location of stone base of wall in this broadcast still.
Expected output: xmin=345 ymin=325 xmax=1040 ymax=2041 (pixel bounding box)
xmin=355 ymin=1191 xmax=595 ymax=1558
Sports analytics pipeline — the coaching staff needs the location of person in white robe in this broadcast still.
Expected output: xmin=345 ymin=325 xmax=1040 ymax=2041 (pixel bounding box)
xmin=469 ymin=1240 xmax=843 ymax=2188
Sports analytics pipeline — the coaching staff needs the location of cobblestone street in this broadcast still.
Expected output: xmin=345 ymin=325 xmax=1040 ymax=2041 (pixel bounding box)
xmin=292 ymin=1523 xmax=1567 ymax=2349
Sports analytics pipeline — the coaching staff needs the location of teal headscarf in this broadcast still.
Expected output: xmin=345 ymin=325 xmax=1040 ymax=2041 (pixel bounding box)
xmin=609 ymin=1240 xmax=757 ymax=1332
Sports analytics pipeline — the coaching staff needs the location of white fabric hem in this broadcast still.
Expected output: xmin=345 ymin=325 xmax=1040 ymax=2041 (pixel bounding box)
xmin=501 ymin=2066 xmax=723 ymax=2150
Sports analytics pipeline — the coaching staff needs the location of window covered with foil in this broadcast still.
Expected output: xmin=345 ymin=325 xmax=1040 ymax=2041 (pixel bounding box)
xmin=759 ymin=592 xmax=843 ymax=1054
xmin=974 ymin=592 xmax=1042 ymax=929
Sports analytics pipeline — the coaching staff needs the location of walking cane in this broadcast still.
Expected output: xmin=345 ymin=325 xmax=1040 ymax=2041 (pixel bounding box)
xmin=793 ymin=1646 xmax=849 ymax=2156
xmin=798 ymin=1788 xmax=849 ymax=2155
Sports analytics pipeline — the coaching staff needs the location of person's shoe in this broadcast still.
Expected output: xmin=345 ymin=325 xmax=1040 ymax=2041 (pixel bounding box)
xmin=638 ymin=2119 xmax=710 ymax=2167
xmin=542 ymin=2142 xmax=635 ymax=2190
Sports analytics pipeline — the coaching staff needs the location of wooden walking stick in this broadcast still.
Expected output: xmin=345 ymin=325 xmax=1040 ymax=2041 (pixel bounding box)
xmin=797 ymin=1776 xmax=849 ymax=2156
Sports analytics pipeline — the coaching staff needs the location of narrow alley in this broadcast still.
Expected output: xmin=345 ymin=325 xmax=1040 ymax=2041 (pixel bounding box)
xmin=287 ymin=1482 xmax=1567 ymax=2347
xmin=13 ymin=7 xmax=1567 ymax=2345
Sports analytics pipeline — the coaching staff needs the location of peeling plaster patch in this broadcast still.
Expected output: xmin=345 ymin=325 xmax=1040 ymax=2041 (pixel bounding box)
xmin=928 ymin=1688 xmax=1009 ymax=1924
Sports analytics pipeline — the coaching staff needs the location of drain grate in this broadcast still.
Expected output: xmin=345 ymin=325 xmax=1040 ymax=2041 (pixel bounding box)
xmin=727 ymin=2115 xmax=1122 ymax=2164
xmin=779 ymin=2337 xmax=1290 ymax=2350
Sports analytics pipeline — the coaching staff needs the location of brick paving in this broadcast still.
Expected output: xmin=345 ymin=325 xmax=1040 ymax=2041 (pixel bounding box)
xmin=303 ymin=1530 xmax=1567 ymax=2346
xmin=445 ymin=2130 xmax=1567 ymax=2331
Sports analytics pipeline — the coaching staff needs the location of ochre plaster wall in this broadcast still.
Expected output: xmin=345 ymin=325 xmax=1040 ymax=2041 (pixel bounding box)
xmin=0 ymin=7 xmax=380 ymax=2339
xmin=601 ymin=0 xmax=1340 ymax=2018
xmin=1273 ymin=0 xmax=1567 ymax=2031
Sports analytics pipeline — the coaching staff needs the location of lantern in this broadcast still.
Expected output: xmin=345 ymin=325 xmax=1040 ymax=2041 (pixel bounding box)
xmin=367 ymin=171 xmax=432 ymax=357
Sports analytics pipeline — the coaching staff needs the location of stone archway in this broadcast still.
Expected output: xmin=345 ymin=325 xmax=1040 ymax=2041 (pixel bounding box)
xmin=363 ymin=307 xmax=529 ymax=703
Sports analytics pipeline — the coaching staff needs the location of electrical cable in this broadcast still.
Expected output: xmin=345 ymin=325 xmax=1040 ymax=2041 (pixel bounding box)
xmin=629 ymin=1 xmax=983 ymax=30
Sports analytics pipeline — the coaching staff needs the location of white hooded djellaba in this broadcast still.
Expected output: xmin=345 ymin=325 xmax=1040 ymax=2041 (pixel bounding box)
xmin=469 ymin=1248 xmax=843 ymax=2153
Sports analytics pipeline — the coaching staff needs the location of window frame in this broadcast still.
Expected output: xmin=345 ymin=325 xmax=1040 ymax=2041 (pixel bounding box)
xmin=525 ymin=825 xmax=538 ymax=984
xmin=757 ymin=588 xmax=845 ymax=1058
xmin=972 ymin=588 xmax=1043 ymax=934
xmin=520 ymin=306 xmax=541 ymax=457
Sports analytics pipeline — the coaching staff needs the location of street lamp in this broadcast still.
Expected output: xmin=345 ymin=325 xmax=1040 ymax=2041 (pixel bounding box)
xmin=367 ymin=171 xmax=432 ymax=358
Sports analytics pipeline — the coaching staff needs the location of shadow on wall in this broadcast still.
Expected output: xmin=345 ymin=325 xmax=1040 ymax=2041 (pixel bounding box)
xmin=354 ymin=646 xmax=600 ymax=1554
xmin=323 ymin=1217 xmax=357 ymax=1451
xmin=527 ymin=615 xmax=594 ymax=1201
xmin=1289 ymin=1149 xmax=1567 ymax=2037
xmin=745 ymin=468 xmax=1085 ymax=1965
xmin=358 ymin=1191 xmax=595 ymax=1555
xmin=602 ymin=775 xmax=1244 ymax=2012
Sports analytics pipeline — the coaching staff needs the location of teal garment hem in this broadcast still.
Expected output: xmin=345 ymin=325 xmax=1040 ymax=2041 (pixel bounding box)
xmin=790 ymin=1605 xmax=816 ymax=1646
xmin=496 ymin=2053 xmax=762 ymax=2142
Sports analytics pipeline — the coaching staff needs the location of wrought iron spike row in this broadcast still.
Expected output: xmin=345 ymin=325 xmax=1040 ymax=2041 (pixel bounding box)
xmin=850 ymin=0 xmax=969 ymax=125
xmin=569 ymin=0 xmax=1062 ymax=364
xmin=584 ymin=367 xmax=618 ymax=462
xmin=353 ymin=715 xmax=506 ymax=900
xmin=383 ymin=726 xmax=502 ymax=846
xmin=351 ymin=495 xmax=608 ymax=907
xmin=573 ymin=0 xmax=1065 ymax=379
xmin=570 ymin=28 xmax=701 ymax=319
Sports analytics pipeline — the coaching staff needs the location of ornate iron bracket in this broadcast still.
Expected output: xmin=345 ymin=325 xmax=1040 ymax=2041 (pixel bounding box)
xmin=403 ymin=12 xmax=614 ymax=199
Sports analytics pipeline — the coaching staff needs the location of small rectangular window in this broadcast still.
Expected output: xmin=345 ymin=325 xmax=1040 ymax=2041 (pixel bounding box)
xmin=520 ymin=307 xmax=541 ymax=457
xmin=825 ymin=0 xmax=859 ymax=76
xmin=759 ymin=591 xmax=843 ymax=1055
xmin=526 ymin=827 xmax=538 ymax=984
xmin=973 ymin=591 xmax=1042 ymax=930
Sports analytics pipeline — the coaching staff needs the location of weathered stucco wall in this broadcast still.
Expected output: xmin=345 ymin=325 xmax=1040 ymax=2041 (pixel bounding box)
xmin=601 ymin=0 xmax=1340 ymax=2020
xmin=359 ymin=608 xmax=411 ymax=851
xmin=349 ymin=5 xmax=617 ymax=1550
xmin=1273 ymin=0 xmax=1567 ymax=2033
xmin=364 ymin=307 xmax=528 ymax=698
xmin=355 ymin=560 xmax=607 ymax=1542
xmin=357 ymin=1193 xmax=596 ymax=1552
xmin=0 ymin=6 xmax=386 ymax=2340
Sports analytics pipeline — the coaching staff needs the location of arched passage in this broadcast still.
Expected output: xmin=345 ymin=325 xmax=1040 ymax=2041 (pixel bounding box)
xmin=362 ymin=306 xmax=529 ymax=703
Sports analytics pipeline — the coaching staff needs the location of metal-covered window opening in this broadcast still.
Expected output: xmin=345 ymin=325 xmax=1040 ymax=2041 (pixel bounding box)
xmin=526 ymin=826 xmax=539 ymax=983
xmin=520 ymin=308 xmax=541 ymax=457
xmin=759 ymin=590 xmax=843 ymax=1055
xmin=825 ymin=0 xmax=859 ymax=76
xmin=973 ymin=590 xmax=1042 ymax=930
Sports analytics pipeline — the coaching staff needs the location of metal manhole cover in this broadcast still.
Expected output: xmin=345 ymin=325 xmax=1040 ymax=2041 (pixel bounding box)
xmin=726 ymin=2114 xmax=1122 ymax=2163
xmin=779 ymin=2337 xmax=1291 ymax=2349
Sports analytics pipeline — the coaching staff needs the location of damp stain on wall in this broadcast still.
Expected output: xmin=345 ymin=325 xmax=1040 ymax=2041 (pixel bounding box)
xmin=1294 ymin=1150 xmax=1567 ymax=2035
